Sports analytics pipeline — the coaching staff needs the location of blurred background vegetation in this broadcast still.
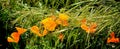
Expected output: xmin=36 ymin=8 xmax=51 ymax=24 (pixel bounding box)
xmin=0 ymin=0 xmax=120 ymax=49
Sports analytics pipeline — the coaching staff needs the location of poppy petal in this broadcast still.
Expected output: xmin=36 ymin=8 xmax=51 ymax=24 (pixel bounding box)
xmin=16 ymin=27 xmax=27 ymax=35
xmin=81 ymin=24 xmax=89 ymax=31
xmin=107 ymin=32 xmax=120 ymax=43
xmin=11 ymin=32 xmax=20 ymax=43
xmin=62 ymin=20 xmax=69 ymax=26
xmin=90 ymin=23 xmax=97 ymax=29
xmin=59 ymin=13 xmax=69 ymax=20
xmin=110 ymin=32 xmax=115 ymax=38
xmin=58 ymin=33 xmax=64 ymax=41
xmin=41 ymin=18 xmax=52 ymax=25
xmin=31 ymin=26 xmax=40 ymax=34
xmin=42 ymin=29 xmax=48 ymax=36
xmin=7 ymin=37 xmax=14 ymax=42
xmin=56 ymin=19 xmax=62 ymax=25
xmin=31 ymin=26 xmax=43 ymax=37
xmin=81 ymin=18 xmax=86 ymax=24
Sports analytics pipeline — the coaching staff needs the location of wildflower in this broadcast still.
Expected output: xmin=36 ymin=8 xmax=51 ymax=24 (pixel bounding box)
xmin=7 ymin=32 xmax=20 ymax=43
xmin=81 ymin=19 xmax=97 ymax=33
xmin=81 ymin=23 xmax=97 ymax=33
xmin=15 ymin=27 xmax=27 ymax=35
xmin=56 ymin=19 xmax=62 ymax=24
xmin=107 ymin=32 xmax=119 ymax=43
xmin=41 ymin=18 xmax=57 ymax=31
xmin=56 ymin=19 xmax=68 ymax=26
xmin=81 ymin=24 xmax=89 ymax=31
xmin=41 ymin=18 xmax=52 ymax=25
xmin=49 ymin=15 xmax=56 ymax=20
xmin=58 ymin=33 xmax=64 ymax=41
xmin=42 ymin=29 xmax=48 ymax=36
xmin=88 ymin=23 xmax=97 ymax=33
xmin=59 ymin=13 xmax=69 ymax=20
xmin=31 ymin=26 xmax=43 ymax=37
xmin=7 ymin=27 xmax=27 ymax=43
xmin=62 ymin=20 xmax=69 ymax=26
xmin=56 ymin=13 xmax=69 ymax=26
xmin=81 ymin=18 xmax=86 ymax=24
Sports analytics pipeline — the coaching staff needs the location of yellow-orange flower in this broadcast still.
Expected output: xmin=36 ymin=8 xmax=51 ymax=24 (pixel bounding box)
xmin=56 ymin=19 xmax=62 ymax=24
xmin=107 ymin=32 xmax=119 ymax=43
xmin=41 ymin=18 xmax=57 ymax=31
xmin=15 ymin=27 xmax=27 ymax=35
xmin=81 ymin=24 xmax=89 ymax=31
xmin=7 ymin=32 xmax=20 ymax=43
xmin=58 ymin=33 xmax=64 ymax=41
xmin=49 ymin=15 xmax=56 ymax=20
xmin=7 ymin=27 xmax=27 ymax=43
xmin=59 ymin=13 xmax=69 ymax=20
xmin=56 ymin=19 xmax=68 ymax=26
xmin=81 ymin=18 xmax=86 ymax=24
xmin=81 ymin=19 xmax=97 ymax=33
xmin=56 ymin=13 xmax=69 ymax=26
xmin=41 ymin=18 xmax=51 ymax=25
xmin=31 ymin=26 xmax=43 ymax=37
xmin=42 ymin=29 xmax=48 ymax=36
xmin=62 ymin=20 xmax=69 ymax=26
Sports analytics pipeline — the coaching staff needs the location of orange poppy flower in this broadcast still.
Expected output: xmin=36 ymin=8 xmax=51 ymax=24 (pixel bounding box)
xmin=88 ymin=23 xmax=97 ymax=33
xmin=41 ymin=18 xmax=57 ymax=31
xmin=30 ymin=26 xmax=43 ymax=37
xmin=15 ymin=27 xmax=27 ymax=35
xmin=81 ymin=18 xmax=86 ymax=24
xmin=56 ymin=13 xmax=69 ymax=26
xmin=59 ymin=13 xmax=69 ymax=20
xmin=41 ymin=18 xmax=53 ymax=25
xmin=58 ymin=33 xmax=64 ymax=41
xmin=42 ymin=29 xmax=48 ymax=36
xmin=49 ymin=15 xmax=56 ymax=20
xmin=56 ymin=19 xmax=62 ymax=25
xmin=107 ymin=32 xmax=119 ymax=43
xmin=56 ymin=19 xmax=69 ymax=26
xmin=62 ymin=20 xmax=69 ymax=26
xmin=81 ymin=23 xmax=97 ymax=33
xmin=81 ymin=19 xmax=97 ymax=33
xmin=45 ymin=21 xmax=57 ymax=31
xmin=81 ymin=24 xmax=89 ymax=31
xmin=7 ymin=32 xmax=20 ymax=43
